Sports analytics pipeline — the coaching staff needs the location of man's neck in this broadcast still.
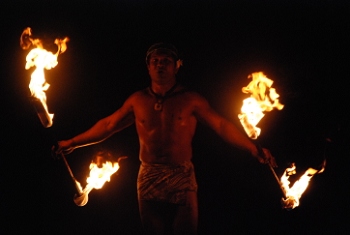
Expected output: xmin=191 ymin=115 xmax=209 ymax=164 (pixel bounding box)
xmin=151 ymin=81 xmax=177 ymax=96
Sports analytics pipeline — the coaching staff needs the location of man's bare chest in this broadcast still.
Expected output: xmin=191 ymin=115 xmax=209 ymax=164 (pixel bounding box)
xmin=134 ymin=96 xmax=195 ymax=130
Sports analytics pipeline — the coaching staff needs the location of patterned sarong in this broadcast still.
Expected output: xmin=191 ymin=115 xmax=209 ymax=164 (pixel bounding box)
xmin=137 ymin=161 xmax=198 ymax=205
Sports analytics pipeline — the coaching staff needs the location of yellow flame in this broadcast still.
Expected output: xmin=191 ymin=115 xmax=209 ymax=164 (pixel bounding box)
xmin=79 ymin=161 xmax=120 ymax=197
xmin=281 ymin=162 xmax=325 ymax=209
xmin=86 ymin=161 xmax=120 ymax=190
xmin=238 ymin=72 xmax=284 ymax=139
xmin=73 ymin=154 xmax=126 ymax=206
xmin=21 ymin=27 xmax=69 ymax=127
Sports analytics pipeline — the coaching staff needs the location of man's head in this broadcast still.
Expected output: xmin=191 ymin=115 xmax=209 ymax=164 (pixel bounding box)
xmin=146 ymin=43 xmax=182 ymax=84
xmin=146 ymin=43 xmax=182 ymax=69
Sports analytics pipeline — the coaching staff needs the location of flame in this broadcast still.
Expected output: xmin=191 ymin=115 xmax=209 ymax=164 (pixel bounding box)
xmin=238 ymin=72 xmax=284 ymax=139
xmin=74 ymin=160 xmax=120 ymax=206
xmin=21 ymin=27 xmax=69 ymax=127
xmin=281 ymin=161 xmax=326 ymax=209
xmin=86 ymin=161 xmax=120 ymax=190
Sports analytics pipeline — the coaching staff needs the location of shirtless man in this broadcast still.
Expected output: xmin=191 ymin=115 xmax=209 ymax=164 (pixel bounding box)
xmin=55 ymin=43 xmax=277 ymax=235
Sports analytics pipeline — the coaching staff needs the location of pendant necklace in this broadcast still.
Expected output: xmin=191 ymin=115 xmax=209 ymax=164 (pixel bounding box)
xmin=149 ymin=83 xmax=178 ymax=111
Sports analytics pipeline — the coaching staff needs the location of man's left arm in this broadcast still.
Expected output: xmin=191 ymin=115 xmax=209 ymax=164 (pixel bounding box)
xmin=193 ymin=94 xmax=277 ymax=167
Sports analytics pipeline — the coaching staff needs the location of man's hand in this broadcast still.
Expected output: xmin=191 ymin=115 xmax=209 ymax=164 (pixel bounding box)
xmin=252 ymin=147 xmax=278 ymax=168
xmin=51 ymin=139 xmax=76 ymax=159
xmin=259 ymin=148 xmax=277 ymax=167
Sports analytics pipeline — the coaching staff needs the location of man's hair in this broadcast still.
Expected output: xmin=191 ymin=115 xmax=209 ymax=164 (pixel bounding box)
xmin=145 ymin=42 xmax=179 ymax=64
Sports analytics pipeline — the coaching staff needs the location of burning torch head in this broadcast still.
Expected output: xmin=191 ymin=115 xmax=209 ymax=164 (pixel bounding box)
xmin=30 ymin=96 xmax=53 ymax=128
xmin=281 ymin=196 xmax=297 ymax=210
xmin=74 ymin=192 xmax=89 ymax=207
xmin=72 ymin=152 xmax=127 ymax=207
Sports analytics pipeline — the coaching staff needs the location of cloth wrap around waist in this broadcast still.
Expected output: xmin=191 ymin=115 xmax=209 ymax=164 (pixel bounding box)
xmin=137 ymin=161 xmax=198 ymax=205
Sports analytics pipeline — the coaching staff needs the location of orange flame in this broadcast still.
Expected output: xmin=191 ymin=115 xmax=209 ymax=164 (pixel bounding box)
xmin=86 ymin=161 xmax=120 ymax=190
xmin=74 ymin=159 xmax=121 ymax=206
xmin=281 ymin=161 xmax=325 ymax=209
xmin=21 ymin=27 xmax=69 ymax=127
xmin=238 ymin=72 xmax=284 ymax=139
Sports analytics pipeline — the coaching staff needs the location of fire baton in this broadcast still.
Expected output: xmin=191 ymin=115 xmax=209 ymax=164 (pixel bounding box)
xmin=58 ymin=150 xmax=88 ymax=206
xmin=59 ymin=152 xmax=83 ymax=197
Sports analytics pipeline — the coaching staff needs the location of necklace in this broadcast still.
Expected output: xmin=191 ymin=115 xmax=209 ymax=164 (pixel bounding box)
xmin=149 ymin=83 xmax=178 ymax=111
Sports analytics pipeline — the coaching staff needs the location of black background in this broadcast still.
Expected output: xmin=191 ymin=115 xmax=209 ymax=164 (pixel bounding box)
xmin=1 ymin=0 xmax=349 ymax=234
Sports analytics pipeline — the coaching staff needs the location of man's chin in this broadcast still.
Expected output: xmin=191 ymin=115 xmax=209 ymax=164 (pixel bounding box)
xmin=156 ymin=74 xmax=168 ymax=80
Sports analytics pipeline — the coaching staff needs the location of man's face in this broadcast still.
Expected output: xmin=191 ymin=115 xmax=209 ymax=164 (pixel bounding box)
xmin=147 ymin=52 xmax=178 ymax=83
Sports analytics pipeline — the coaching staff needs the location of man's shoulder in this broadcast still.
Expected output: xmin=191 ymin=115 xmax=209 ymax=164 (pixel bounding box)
xmin=179 ymin=88 xmax=206 ymax=101
xmin=172 ymin=88 xmax=209 ymax=109
xmin=175 ymin=86 xmax=202 ymax=97
xmin=128 ymin=88 xmax=150 ymax=99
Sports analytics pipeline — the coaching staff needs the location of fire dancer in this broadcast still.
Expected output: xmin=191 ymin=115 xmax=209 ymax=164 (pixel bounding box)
xmin=55 ymin=42 xmax=277 ymax=234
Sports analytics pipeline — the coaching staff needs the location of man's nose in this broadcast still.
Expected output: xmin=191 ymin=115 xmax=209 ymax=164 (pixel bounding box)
xmin=157 ymin=62 xmax=165 ymax=68
xmin=157 ymin=61 xmax=165 ymax=67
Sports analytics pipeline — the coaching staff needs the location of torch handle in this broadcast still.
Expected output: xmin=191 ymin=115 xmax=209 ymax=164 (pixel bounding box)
xmin=253 ymin=140 xmax=287 ymax=199
xmin=60 ymin=153 xmax=83 ymax=195
xmin=267 ymin=162 xmax=287 ymax=199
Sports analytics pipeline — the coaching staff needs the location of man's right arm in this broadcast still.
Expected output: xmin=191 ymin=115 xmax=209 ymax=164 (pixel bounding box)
xmin=56 ymin=97 xmax=135 ymax=155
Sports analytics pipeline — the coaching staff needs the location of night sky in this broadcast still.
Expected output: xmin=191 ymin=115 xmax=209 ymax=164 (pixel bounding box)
xmin=1 ymin=0 xmax=349 ymax=234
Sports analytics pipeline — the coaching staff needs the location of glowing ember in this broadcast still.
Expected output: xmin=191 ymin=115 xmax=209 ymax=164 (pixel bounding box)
xmin=20 ymin=27 xmax=69 ymax=127
xmin=238 ymin=72 xmax=284 ymax=139
xmin=74 ymin=159 xmax=122 ymax=206
xmin=281 ymin=161 xmax=326 ymax=209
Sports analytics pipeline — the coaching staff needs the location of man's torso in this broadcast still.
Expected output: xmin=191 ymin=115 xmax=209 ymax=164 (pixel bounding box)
xmin=131 ymin=87 xmax=198 ymax=164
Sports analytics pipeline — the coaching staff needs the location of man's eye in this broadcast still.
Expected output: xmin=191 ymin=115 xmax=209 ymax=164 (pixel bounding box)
xmin=151 ymin=59 xmax=158 ymax=63
xmin=150 ymin=58 xmax=173 ymax=65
